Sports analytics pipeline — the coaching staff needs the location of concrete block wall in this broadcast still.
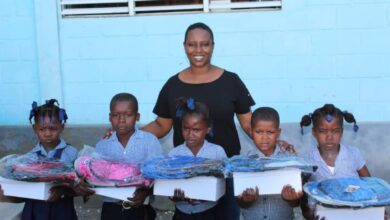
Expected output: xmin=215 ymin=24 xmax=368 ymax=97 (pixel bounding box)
xmin=0 ymin=0 xmax=39 ymax=124
xmin=0 ymin=0 xmax=389 ymax=125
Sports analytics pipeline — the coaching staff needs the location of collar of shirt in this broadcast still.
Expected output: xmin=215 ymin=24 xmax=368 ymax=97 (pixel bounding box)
xmin=184 ymin=140 xmax=210 ymax=157
xmin=31 ymin=138 xmax=67 ymax=157
xmin=108 ymin=129 xmax=143 ymax=144
xmin=249 ymin=144 xmax=282 ymax=158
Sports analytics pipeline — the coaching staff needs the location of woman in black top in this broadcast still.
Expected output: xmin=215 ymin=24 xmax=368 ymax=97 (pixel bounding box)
xmin=143 ymin=22 xmax=255 ymax=158
xmin=143 ymin=22 xmax=254 ymax=220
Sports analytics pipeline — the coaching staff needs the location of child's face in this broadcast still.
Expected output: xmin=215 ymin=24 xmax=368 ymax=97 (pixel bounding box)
xmin=109 ymin=101 xmax=139 ymax=136
xmin=182 ymin=114 xmax=210 ymax=150
xmin=312 ymin=117 xmax=343 ymax=151
xmin=33 ymin=115 xmax=64 ymax=149
xmin=251 ymin=120 xmax=281 ymax=156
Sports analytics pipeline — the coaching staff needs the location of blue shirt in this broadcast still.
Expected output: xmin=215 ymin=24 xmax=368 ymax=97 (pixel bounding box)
xmin=240 ymin=144 xmax=294 ymax=220
xmin=95 ymin=129 xmax=163 ymax=164
xmin=29 ymin=138 xmax=78 ymax=165
xmin=303 ymin=144 xmax=366 ymax=181
xmin=168 ymin=140 xmax=227 ymax=214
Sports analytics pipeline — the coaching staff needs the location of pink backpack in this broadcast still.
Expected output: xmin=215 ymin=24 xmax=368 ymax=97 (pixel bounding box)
xmin=75 ymin=156 xmax=151 ymax=187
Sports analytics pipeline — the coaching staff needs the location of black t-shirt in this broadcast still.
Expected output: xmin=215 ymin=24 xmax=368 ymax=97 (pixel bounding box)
xmin=153 ymin=70 xmax=255 ymax=157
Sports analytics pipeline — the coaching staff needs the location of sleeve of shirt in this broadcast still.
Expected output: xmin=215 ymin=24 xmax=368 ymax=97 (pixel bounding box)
xmin=352 ymin=146 xmax=366 ymax=170
xmin=94 ymin=140 xmax=107 ymax=156
xmin=153 ymin=79 xmax=172 ymax=119
xmin=168 ymin=146 xmax=181 ymax=157
xmin=147 ymin=134 xmax=164 ymax=160
xmin=217 ymin=146 xmax=228 ymax=160
xmin=62 ymin=145 xmax=79 ymax=164
xmin=232 ymin=73 xmax=256 ymax=114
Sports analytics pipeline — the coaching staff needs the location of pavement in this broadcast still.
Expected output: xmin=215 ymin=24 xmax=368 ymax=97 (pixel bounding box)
xmin=0 ymin=202 xmax=23 ymax=220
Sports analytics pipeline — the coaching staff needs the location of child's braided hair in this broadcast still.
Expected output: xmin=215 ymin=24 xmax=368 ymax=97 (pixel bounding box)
xmin=29 ymin=99 xmax=68 ymax=125
xmin=300 ymin=104 xmax=358 ymax=135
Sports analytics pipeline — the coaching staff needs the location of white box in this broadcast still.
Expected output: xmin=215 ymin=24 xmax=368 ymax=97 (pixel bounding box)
xmin=93 ymin=186 xmax=150 ymax=203
xmin=153 ymin=176 xmax=225 ymax=201
xmin=316 ymin=204 xmax=385 ymax=220
xmin=233 ymin=168 xmax=302 ymax=196
xmin=0 ymin=176 xmax=54 ymax=200
xmin=93 ymin=186 xmax=137 ymax=201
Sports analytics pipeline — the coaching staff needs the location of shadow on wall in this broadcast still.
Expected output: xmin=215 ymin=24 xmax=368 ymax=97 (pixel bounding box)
xmin=0 ymin=123 xmax=389 ymax=182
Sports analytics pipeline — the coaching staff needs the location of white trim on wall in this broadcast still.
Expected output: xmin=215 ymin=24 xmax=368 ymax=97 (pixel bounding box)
xmin=60 ymin=0 xmax=281 ymax=17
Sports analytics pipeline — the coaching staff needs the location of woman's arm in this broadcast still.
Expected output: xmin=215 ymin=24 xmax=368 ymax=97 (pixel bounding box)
xmin=358 ymin=165 xmax=371 ymax=177
xmin=236 ymin=111 xmax=252 ymax=138
xmin=141 ymin=117 xmax=173 ymax=138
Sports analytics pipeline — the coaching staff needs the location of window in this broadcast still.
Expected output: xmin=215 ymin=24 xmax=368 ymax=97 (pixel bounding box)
xmin=60 ymin=0 xmax=281 ymax=17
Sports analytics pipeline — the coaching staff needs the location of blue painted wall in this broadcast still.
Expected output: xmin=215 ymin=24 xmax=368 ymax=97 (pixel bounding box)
xmin=0 ymin=0 xmax=39 ymax=124
xmin=1 ymin=0 xmax=390 ymax=125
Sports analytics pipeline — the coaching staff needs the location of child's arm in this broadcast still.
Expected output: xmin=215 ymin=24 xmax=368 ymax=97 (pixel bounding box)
xmin=0 ymin=184 xmax=24 ymax=203
xmin=358 ymin=165 xmax=371 ymax=177
xmin=281 ymin=185 xmax=303 ymax=207
xmin=236 ymin=187 xmax=259 ymax=209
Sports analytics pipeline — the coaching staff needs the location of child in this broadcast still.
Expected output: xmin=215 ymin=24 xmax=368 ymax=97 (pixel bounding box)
xmin=299 ymin=103 xmax=371 ymax=219
xmin=0 ymin=99 xmax=93 ymax=220
xmin=95 ymin=92 xmax=163 ymax=220
xmin=169 ymin=97 xmax=227 ymax=220
xmin=236 ymin=107 xmax=301 ymax=220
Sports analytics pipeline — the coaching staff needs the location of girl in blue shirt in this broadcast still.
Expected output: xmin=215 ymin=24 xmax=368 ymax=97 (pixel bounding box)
xmin=0 ymin=99 xmax=93 ymax=220
xmin=298 ymin=104 xmax=371 ymax=220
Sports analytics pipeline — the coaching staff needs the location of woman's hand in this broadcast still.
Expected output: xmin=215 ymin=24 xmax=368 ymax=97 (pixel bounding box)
xmin=101 ymin=128 xmax=113 ymax=139
xmin=277 ymin=140 xmax=296 ymax=153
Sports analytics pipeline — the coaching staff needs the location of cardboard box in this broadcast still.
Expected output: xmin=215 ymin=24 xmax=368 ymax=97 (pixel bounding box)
xmin=233 ymin=168 xmax=302 ymax=196
xmin=153 ymin=176 xmax=225 ymax=201
xmin=0 ymin=176 xmax=54 ymax=200
xmin=316 ymin=204 xmax=385 ymax=220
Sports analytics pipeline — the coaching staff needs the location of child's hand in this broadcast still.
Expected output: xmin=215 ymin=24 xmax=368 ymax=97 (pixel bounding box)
xmin=238 ymin=187 xmax=259 ymax=203
xmin=0 ymin=184 xmax=5 ymax=201
xmin=169 ymin=189 xmax=193 ymax=203
xmin=125 ymin=187 xmax=152 ymax=208
xmin=277 ymin=140 xmax=296 ymax=153
xmin=281 ymin=185 xmax=303 ymax=201
xmin=73 ymin=177 xmax=95 ymax=202
xmin=47 ymin=185 xmax=71 ymax=202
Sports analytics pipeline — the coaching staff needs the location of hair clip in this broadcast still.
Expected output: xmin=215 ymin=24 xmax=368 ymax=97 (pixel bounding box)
xmin=325 ymin=114 xmax=333 ymax=122
xmin=353 ymin=124 xmax=359 ymax=132
xmin=186 ymin=97 xmax=195 ymax=110
xmin=59 ymin=109 xmax=68 ymax=122
xmin=175 ymin=107 xmax=183 ymax=118
xmin=29 ymin=101 xmax=38 ymax=122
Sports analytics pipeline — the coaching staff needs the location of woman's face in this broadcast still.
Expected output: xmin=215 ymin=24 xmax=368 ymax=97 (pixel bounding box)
xmin=184 ymin=28 xmax=214 ymax=68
